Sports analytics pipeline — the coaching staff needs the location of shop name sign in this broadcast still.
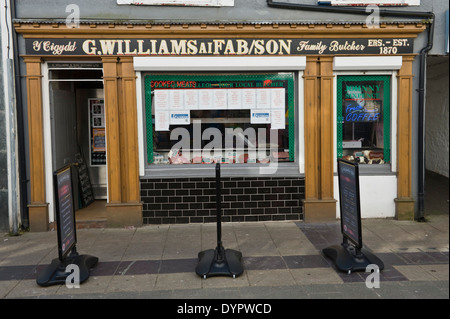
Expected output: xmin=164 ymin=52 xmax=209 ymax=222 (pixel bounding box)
xmin=26 ymin=38 xmax=413 ymax=56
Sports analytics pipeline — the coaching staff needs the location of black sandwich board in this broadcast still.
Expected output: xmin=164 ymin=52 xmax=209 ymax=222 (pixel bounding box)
xmin=36 ymin=165 xmax=98 ymax=287
xmin=75 ymin=152 xmax=94 ymax=208
xmin=322 ymin=159 xmax=384 ymax=274
xmin=195 ymin=163 xmax=244 ymax=279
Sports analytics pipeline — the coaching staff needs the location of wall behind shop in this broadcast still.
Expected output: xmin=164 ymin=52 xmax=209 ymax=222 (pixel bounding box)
xmin=0 ymin=31 xmax=9 ymax=232
xmin=426 ymin=56 xmax=449 ymax=178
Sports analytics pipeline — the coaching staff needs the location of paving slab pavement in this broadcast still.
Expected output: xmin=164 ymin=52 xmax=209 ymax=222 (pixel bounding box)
xmin=0 ymin=214 xmax=448 ymax=300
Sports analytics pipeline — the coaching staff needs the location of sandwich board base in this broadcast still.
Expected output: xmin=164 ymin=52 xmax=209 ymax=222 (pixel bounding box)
xmin=36 ymin=249 xmax=98 ymax=287
xmin=323 ymin=243 xmax=384 ymax=274
xmin=196 ymin=245 xmax=243 ymax=279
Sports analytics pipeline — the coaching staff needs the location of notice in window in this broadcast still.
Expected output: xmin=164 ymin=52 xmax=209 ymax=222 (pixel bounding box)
xmin=154 ymin=90 xmax=169 ymax=110
xmin=155 ymin=111 xmax=169 ymax=131
xmin=185 ymin=90 xmax=199 ymax=110
xmin=251 ymin=110 xmax=271 ymax=124
xmin=92 ymin=128 xmax=106 ymax=152
xmin=256 ymin=89 xmax=271 ymax=109
xmin=242 ymin=89 xmax=256 ymax=109
xmin=271 ymin=88 xmax=285 ymax=109
xmin=271 ymin=109 xmax=285 ymax=129
xmin=227 ymin=89 xmax=242 ymax=109
xmin=213 ymin=89 xmax=228 ymax=109
xmin=170 ymin=111 xmax=191 ymax=125
xmin=169 ymin=90 xmax=184 ymax=110
xmin=198 ymin=89 xmax=214 ymax=110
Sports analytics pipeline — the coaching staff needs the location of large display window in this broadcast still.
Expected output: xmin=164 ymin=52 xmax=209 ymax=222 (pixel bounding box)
xmin=144 ymin=73 xmax=296 ymax=166
xmin=337 ymin=75 xmax=391 ymax=165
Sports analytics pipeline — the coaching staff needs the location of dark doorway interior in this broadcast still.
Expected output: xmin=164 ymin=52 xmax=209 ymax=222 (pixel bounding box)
xmin=48 ymin=65 xmax=105 ymax=217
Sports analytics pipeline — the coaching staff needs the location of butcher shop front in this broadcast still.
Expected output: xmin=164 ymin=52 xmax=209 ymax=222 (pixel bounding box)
xmin=14 ymin=20 xmax=426 ymax=231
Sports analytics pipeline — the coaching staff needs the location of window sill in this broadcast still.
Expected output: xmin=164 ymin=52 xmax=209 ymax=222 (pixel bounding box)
xmin=335 ymin=164 xmax=394 ymax=176
xmin=143 ymin=162 xmax=302 ymax=179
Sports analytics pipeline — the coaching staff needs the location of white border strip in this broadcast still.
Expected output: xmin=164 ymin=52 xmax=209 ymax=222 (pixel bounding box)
xmin=42 ymin=62 xmax=55 ymax=224
xmin=334 ymin=56 xmax=403 ymax=71
xmin=298 ymin=71 xmax=305 ymax=174
xmin=136 ymin=72 xmax=145 ymax=176
xmin=134 ymin=56 xmax=307 ymax=72
xmin=390 ymin=72 xmax=398 ymax=173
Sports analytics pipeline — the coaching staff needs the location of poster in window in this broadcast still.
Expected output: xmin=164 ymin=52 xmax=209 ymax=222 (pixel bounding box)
xmin=198 ymin=89 xmax=214 ymax=110
xmin=155 ymin=110 xmax=170 ymax=131
xmin=185 ymin=90 xmax=199 ymax=110
xmin=170 ymin=111 xmax=191 ymax=125
xmin=89 ymin=98 xmax=106 ymax=166
xmin=92 ymin=128 xmax=106 ymax=152
xmin=92 ymin=116 xmax=104 ymax=128
xmin=256 ymin=89 xmax=271 ymax=109
xmin=213 ymin=89 xmax=228 ymax=109
xmin=155 ymin=90 xmax=169 ymax=110
xmin=169 ymin=89 xmax=184 ymax=109
xmin=343 ymin=100 xmax=382 ymax=123
xmin=227 ymin=89 xmax=242 ymax=109
xmin=91 ymin=103 xmax=104 ymax=115
xmin=271 ymin=109 xmax=285 ymax=129
xmin=343 ymin=82 xmax=382 ymax=123
xmin=241 ymin=89 xmax=256 ymax=109
xmin=271 ymin=88 xmax=285 ymax=109
xmin=251 ymin=110 xmax=271 ymax=124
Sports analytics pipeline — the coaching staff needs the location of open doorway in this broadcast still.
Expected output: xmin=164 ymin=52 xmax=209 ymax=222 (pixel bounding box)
xmin=47 ymin=62 xmax=106 ymax=223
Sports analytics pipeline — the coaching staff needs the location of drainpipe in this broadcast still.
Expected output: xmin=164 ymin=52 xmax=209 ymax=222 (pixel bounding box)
xmin=266 ymin=1 xmax=434 ymax=221
xmin=417 ymin=14 xmax=435 ymax=221
xmin=10 ymin=0 xmax=29 ymax=229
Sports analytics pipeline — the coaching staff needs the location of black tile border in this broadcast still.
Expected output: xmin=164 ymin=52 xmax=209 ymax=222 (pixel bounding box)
xmin=141 ymin=177 xmax=305 ymax=225
xmin=1 ymin=251 xmax=447 ymax=282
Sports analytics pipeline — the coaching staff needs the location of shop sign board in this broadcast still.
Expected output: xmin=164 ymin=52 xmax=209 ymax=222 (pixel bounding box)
xmin=25 ymin=37 xmax=413 ymax=56
xmin=117 ymin=0 xmax=234 ymax=6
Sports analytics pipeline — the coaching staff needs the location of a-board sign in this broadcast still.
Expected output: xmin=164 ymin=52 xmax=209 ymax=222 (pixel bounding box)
xmin=54 ymin=165 xmax=77 ymax=261
xmin=337 ymin=159 xmax=363 ymax=249
xmin=75 ymin=153 xmax=94 ymax=208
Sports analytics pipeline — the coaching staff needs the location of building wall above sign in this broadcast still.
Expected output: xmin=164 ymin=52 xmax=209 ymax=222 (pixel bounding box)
xmin=117 ymin=0 xmax=234 ymax=6
xmin=319 ymin=0 xmax=419 ymax=5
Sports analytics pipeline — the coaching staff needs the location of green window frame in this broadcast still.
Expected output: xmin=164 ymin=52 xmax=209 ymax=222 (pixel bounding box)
xmin=337 ymin=75 xmax=391 ymax=164
xmin=144 ymin=73 xmax=296 ymax=165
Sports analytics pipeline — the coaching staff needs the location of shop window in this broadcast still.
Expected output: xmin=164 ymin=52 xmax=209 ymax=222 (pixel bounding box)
xmin=144 ymin=73 xmax=295 ymax=165
xmin=337 ymin=75 xmax=391 ymax=164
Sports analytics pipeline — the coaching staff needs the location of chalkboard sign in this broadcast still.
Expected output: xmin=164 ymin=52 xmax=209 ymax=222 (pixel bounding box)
xmin=75 ymin=152 xmax=94 ymax=208
xmin=54 ymin=165 xmax=77 ymax=261
xmin=337 ymin=159 xmax=362 ymax=249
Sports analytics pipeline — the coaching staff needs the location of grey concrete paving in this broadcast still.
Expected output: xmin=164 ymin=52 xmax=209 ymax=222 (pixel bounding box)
xmin=0 ymin=214 xmax=448 ymax=300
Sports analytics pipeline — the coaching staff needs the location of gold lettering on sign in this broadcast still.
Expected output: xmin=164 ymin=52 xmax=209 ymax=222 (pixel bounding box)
xmin=29 ymin=38 xmax=411 ymax=56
